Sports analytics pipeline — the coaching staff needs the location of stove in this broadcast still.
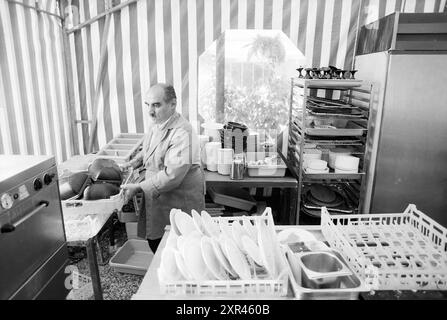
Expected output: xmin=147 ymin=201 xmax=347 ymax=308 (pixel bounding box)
xmin=0 ymin=155 xmax=69 ymax=300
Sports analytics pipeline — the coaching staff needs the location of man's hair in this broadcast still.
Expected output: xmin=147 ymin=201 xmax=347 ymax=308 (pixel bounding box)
xmin=161 ymin=84 xmax=177 ymax=103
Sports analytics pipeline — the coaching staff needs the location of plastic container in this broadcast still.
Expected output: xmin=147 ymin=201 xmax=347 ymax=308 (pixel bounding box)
xmin=95 ymin=133 xmax=145 ymax=163
xmin=110 ymin=239 xmax=154 ymax=275
xmin=246 ymin=152 xmax=287 ymax=177
xmin=207 ymin=186 xmax=256 ymax=211
xmin=321 ymin=204 xmax=447 ymax=291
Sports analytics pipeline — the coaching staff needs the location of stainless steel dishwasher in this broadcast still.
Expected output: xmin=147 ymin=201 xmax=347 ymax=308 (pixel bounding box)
xmin=0 ymin=155 xmax=69 ymax=300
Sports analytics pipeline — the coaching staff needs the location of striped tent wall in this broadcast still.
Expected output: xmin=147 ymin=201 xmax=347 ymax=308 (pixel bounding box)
xmin=1 ymin=1 xmax=446 ymax=161
xmin=65 ymin=0 xmax=446 ymax=156
xmin=0 ymin=0 xmax=73 ymax=163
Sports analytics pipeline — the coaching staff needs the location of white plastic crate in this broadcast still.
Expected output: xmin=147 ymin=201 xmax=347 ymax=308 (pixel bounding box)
xmin=61 ymin=168 xmax=139 ymax=216
xmin=321 ymin=204 xmax=447 ymax=291
xmin=158 ymin=208 xmax=289 ymax=297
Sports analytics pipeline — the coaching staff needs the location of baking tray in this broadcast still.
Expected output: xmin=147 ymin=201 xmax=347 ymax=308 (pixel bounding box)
xmin=207 ymin=186 xmax=256 ymax=211
xmin=304 ymin=122 xmax=366 ymax=137
xmin=110 ymin=239 xmax=154 ymax=275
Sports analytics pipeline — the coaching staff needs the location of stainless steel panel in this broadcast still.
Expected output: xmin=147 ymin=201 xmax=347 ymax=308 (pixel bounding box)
xmin=354 ymin=52 xmax=390 ymax=213
xmin=11 ymin=244 xmax=69 ymax=300
xmin=372 ymin=54 xmax=447 ymax=226
xmin=0 ymin=182 xmax=66 ymax=300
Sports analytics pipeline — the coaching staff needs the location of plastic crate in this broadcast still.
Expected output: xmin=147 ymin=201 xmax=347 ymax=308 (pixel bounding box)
xmin=66 ymin=271 xmax=93 ymax=300
xmin=158 ymin=208 xmax=289 ymax=297
xmin=110 ymin=239 xmax=154 ymax=275
xmin=321 ymin=204 xmax=447 ymax=291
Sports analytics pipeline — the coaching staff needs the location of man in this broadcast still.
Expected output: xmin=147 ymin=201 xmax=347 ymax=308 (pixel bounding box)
xmin=121 ymin=83 xmax=205 ymax=253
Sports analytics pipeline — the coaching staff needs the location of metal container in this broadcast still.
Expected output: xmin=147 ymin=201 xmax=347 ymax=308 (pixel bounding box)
xmin=284 ymin=247 xmax=368 ymax=300
xmin=230 ymin=157 xmax=245 ymax=180
xmin=298 ymin=252 xmax=351 ymax=289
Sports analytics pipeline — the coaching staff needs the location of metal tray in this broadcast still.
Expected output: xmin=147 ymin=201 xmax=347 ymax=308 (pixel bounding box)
xmin=305 ymin=122 xmax=366 ymax=137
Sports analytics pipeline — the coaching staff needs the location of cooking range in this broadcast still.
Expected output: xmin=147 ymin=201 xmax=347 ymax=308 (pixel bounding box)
xmin=0 ymin=155 xmax=69 ymax=300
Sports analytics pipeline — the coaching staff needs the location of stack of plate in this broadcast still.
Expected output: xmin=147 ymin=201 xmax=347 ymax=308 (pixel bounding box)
xmin=158 ymin=209 xmax=285 ymax=283
xmin=301 ymin=185 xmax=350 ymax=218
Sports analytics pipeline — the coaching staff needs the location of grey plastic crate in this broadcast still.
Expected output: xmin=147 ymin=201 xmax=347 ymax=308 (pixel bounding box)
xmin=110 ymin=239 xmax=154 ymax=276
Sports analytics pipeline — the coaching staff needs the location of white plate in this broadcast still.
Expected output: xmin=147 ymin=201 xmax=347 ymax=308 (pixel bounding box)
xmin=201 ymin=237 xmax=229 ymax=280
xmin=174 ymin=250 xmax=193 ymax=280
xmin=166 ymin=231 xmax=179 ymax=249
xmin=242 ymin=217 xmax=258 ymax=243
xmin=241 ymin=235 xmax=263 ymax=266
xmin=177 ymin=235 xmax=186 ymax=254
xmin=192 ymin=209 xmax=207 ymax=235
xmin=182 ymin=236 xmax=212 ymax=281
xmin=211 ymin=236 xmax=238 ymax=278
xmin=231 ymin=221 xmax=247 ymax=253
xmin=169 ymin=209 xmax=181 ymax=236
xmin=175 ymin=210 xmax=196 ymax=236
xmin=224 ymin=237 xmax=251 ymax=280
xmin=160 ymin=247 xmax=183 ymax=281
xmin=201 ymin=210 xmax=220 ymax=237
xmin=256 ymin=220 xmax=277 ymax=278
xmin=277 ymin=228 xmax=317 ymax=244
xmin=219 ymin=221 xmax=233 ymax=240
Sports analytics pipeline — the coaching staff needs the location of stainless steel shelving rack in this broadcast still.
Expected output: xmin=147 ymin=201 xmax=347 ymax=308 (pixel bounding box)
xmin=282 ymin=78 xmax=373 ymax=225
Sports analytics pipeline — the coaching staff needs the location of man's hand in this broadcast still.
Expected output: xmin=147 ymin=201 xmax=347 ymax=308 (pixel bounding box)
xmin=121 ymin=183 xmax=142 ymax=203
xmin=119 ymin=162 xmax=132 ymax=172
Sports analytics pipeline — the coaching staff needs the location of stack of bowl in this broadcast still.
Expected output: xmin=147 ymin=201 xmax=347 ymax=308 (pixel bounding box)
xmin=301 ymin=149 xmax=323 ymax=169
xmin=328 ymin=147 xmax=354 ymax=169
xmin=334 ymin=156 xmax=359 ymax=174
xmin=305 ymin=160 xmax=329 ymax=174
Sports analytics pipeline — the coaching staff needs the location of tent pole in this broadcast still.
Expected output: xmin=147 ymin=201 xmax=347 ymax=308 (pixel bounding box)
xmin=59 ymin=0 xmax=80 ymax=156
xmin=87 ymin=11 xmax=112 ymax=153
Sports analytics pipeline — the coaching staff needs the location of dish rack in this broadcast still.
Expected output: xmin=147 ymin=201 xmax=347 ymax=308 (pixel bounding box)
xmin=321 ymin=204 xmax=447 ymax=291
xmin=159 ymin=208 xmax=289 ymax=297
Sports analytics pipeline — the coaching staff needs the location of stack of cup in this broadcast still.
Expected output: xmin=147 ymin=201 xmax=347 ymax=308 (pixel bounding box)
xmin=217 ymin=148 xmax=234 ymax=175
xmin=198 ymin=135 xmax=210 ymax=168
xmin=205 ymin=142 xmax=221 ymax=172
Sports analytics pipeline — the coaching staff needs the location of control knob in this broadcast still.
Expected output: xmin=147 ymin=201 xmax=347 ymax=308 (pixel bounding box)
xmin=33 ymin=178 xmax=43 ymax=191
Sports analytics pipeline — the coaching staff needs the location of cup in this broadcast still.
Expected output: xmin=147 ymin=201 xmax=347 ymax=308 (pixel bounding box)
xmin=205 ymin=142 xmax=221 ymax=172
xmin=217 ymin=148 xmax=234 ymax=175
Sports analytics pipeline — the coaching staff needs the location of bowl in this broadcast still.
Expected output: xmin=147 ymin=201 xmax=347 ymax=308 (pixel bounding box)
xmin=334 ymin=155 xmax=359 ymax=171
xmin=305 ymin=167 xmax=329 ymax=174
xmin=307 ymin=160 xmax=327 ymax=171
